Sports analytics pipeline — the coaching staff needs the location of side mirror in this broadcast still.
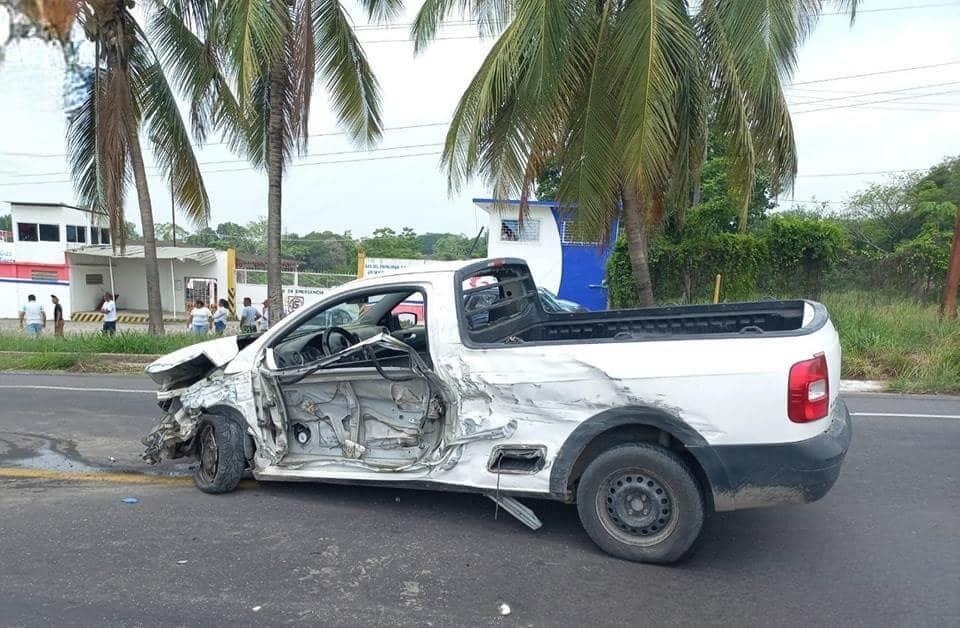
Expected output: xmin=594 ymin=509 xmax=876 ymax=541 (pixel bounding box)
xmin=397 ymin=312 xmax=418 ymax=328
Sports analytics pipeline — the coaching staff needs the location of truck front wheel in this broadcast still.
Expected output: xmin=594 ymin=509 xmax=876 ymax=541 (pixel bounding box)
xmin=193 ymin=415 xmax=246 ymax=494
xmin=576 ymin=443 xmax=704 ymax=563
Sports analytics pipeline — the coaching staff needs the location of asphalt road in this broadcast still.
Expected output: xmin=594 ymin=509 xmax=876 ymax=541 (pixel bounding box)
xmin=0 ymin=372 xmax=957 ymax=626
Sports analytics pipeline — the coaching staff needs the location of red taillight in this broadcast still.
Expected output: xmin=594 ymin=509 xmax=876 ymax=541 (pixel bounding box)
xmin=788 ymin=353 xmax=830 ymax=423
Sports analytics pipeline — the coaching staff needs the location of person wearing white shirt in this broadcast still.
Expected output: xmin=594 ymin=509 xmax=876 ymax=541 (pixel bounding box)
xmin=101 ymin=293 xmax=118 ymax=335
xmin=188 ymin=300 xmax=212 ymax=336
xmin=258 ymin=299 xmax=271 ymax=331
xmin=212 ymin=299 xmax=230 ymax=336
xmin=19 ymin=294 xmax=46 ymax=337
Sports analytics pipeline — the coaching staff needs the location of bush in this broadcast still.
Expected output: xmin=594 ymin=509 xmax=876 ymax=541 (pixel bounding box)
xmin=824 ymin=291 xmax=960 ymax=393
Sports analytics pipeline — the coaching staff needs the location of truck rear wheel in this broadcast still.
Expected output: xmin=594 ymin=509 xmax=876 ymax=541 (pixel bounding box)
xmin=576 ymin=443 xmax=704 ymax=564
xmin=193 ymin=415 xmax=246 ymax=494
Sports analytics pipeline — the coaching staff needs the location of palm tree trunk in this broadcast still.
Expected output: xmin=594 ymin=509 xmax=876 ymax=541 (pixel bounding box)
xmin=621 ymin=186 xmax=655 ymax=307
xmin=127 ymin=131 xmax=166 ymax=334
xmin=940 ymin=206 xmax=960 ymax=320
xmin=266 ymin=63 xmax=285 ymax=324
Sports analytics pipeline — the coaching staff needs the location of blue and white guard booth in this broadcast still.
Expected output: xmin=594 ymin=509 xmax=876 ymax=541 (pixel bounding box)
xmin=474 ymin=198 xmax=616 ymax=311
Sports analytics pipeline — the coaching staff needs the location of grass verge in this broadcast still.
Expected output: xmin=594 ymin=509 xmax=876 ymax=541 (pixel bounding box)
xmin=825 ymin=292 xmax=960 ymax=394
xmin=0 ymin=332 xmax=200 ymax=355
xmin=0 ymin=351 xmax=156 ymax=374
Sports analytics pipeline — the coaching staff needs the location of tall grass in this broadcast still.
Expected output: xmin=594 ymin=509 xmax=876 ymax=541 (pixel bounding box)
xmin=825 ymin=291 xmax=960 ymax=393
xmin=0 ymin=332 xmax=202 ymax=355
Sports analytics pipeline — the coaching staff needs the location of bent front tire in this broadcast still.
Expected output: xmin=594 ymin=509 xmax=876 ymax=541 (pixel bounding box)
xmin=576 ymin=443 xmax=705 ymax=564
xmin=193 ymin=415 xmax=246 ymax=494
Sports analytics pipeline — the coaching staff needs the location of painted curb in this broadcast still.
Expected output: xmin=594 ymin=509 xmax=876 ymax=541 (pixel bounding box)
xmin=839 ymin=380 xmax=888 ymax=393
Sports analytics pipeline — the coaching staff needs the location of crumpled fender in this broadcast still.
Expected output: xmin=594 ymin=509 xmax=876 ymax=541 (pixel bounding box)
xmin=145 ymin=336 xmax=244 ymax=390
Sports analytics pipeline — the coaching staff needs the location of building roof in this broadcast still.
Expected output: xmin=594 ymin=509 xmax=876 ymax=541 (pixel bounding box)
xmin=473 ymin=198 xmax=560 ymax=209
xmin=66 ymin=245 xmax=218 ymax=265
xmin=10 ymin=201 xmax=99 ymax=214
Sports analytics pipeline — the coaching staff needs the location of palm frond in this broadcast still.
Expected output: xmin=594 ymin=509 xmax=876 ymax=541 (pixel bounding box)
xmin=216 ymin=0 xmax=288 ymax=108
xmin=440 ymin=0 xmax=573 ymax=203
xmin=65 ymin=67 xmax=102 ymax=215
xmin=611 ymin=0 xmax=696 ymax=226
xmin=357 ymin=0 xmax=404 ymax=23
xmin=699 ymin=0 xmax=757 ymax=230
xmin=147 ymin=0 xmax=247 ymax=153
xmin=411 ymin=0 xmax=514 ymax=53
xmin=312 ymin=0 xmax=382 ymax=147
xmin=557 ymin=2 xmax=621 ymax=239
xmin=289 ymin=0 xmax=316 ymax=149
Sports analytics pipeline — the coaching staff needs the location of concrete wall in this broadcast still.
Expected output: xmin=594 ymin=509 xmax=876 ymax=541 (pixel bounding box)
xmin=237 ymin=283 xmax=330 ymax=316
xmin=67 ymin=262 xmax=111 ymax=313
xmin=0 ymin=280 xmax=71 ymax=320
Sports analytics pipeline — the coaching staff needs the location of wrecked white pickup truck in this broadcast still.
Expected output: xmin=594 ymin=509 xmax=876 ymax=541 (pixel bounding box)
xmin=143 ymin=258 xmax=851 ymax=563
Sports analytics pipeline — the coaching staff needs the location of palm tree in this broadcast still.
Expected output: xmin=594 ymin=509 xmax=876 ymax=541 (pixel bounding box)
xmin=63 ymin=0 xmax=213 ymax=333
xmin=413 ymin=0 xmax=859 ymax=306
xmin=156 ymin=0 xmax=396 ymax=324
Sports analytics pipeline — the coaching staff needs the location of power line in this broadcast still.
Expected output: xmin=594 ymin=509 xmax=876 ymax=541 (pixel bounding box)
xmin=0 ymin=121 xmax=451 ymax=159
xmin=789 ymin=60 xmax=960 ymax=86
xmin=0 ymin=150 xmax=446 ymax=187
xmin=794 ymin=88 xmax=960 ymax=113
xmin=8 ymin=142 xmax=446 ymax=178
xmin=795 ymin=168 xmax=924 ymax=178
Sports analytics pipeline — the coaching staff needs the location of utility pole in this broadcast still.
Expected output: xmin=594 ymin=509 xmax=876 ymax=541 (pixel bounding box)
xmin=171 ymin=189 xmax=177 ymax=247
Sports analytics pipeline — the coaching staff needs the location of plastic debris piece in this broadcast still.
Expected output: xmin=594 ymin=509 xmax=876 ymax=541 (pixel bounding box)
xmin=176 ymin=560 xmax=188 ymax=565
xmin=121 ymin=497 xmax=139 ymax=504
xmin=498 ymin=603 xmax=511 ymax=616
xmin=252 ymin=606 xmax=262 ymax=612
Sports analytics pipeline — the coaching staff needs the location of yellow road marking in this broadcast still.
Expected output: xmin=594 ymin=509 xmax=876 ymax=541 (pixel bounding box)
xmin=0 ymin=466 xmax=258 ymax=489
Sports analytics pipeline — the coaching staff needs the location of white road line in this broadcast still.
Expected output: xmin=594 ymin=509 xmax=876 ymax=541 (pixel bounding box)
xmin=0 ymin=385 xmax=153 ymax=394
xmin=851 ymin=412 xmax=960 ymax=419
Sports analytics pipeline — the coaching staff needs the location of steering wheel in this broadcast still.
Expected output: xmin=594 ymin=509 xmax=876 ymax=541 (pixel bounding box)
xmin=322 ymin=326 xmax=360 ymax=355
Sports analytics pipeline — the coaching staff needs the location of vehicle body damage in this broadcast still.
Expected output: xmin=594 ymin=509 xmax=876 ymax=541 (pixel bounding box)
xmin=143 ymin=258 xmax=851 ymax=564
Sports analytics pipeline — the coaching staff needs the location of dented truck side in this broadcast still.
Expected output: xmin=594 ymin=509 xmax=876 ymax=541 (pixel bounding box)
xmin=143 ymin=258 xmax=851 ymax=564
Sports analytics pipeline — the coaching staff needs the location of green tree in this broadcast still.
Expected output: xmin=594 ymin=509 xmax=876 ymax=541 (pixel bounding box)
xmin=0 ymin=214 xmax=10 ymax=232
xmin=63 ymin=0 xmax=215 ymax=332
xmin=415 ymin=1 xmax=858 ymax=306
xmin=364 ymin=227 xmax=421 ymax=259
xmin=155 ymin=222 xmax=191 ymax=242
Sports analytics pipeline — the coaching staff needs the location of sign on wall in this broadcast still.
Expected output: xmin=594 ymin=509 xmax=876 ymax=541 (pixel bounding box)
xmin=363 ymin=257 xmax=436 ymax=278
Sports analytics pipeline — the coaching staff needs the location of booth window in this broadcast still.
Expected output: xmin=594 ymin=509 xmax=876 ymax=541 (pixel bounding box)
xmin=499 ymin=219 xmax=539 ymax=242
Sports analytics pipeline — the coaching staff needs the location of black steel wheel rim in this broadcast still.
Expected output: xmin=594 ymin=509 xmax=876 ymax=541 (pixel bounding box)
xmin=197 ymin=424 xmax=219 ymax=483
xmin=596 ymin=468 xmax=677 ymax=546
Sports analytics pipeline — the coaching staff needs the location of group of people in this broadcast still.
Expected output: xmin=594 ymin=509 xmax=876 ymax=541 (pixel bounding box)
xmin=187 ymin=297 xmax=272 ymax=336
xmin=18 ymin=292 xmax=272 ymax=338
xmin=17 ymin=294 xmax=64 ymax=337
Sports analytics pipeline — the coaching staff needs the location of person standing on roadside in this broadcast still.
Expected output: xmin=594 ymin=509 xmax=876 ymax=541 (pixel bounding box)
xmin=259 ymin=298 xmax=271 ymax=331
xmin=19 ymin=294 xmax=45 ymax=337
xmin=101 ymin=292 xmax=118 ymax=335
xmin=51 ymin=295 xmax=64 ymax=337
xmin=213 ymin=299 xmax=230 ymax=336
xmin=188 ymin=299 xmax=211 ymax=335
xmin=239 ymin=297 xmax=260 ymax=334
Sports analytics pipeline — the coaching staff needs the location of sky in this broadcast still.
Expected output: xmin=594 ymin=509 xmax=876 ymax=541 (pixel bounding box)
xmin=0 ymin=1 xmax=958 ymax=238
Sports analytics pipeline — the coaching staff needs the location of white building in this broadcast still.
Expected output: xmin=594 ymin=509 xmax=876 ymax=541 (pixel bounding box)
xmin=0 ymin=202 xmax=110 ymax=319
